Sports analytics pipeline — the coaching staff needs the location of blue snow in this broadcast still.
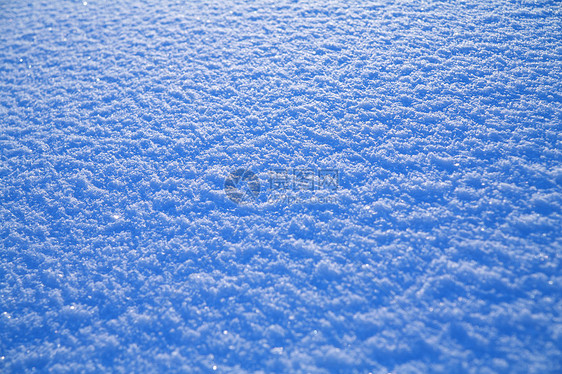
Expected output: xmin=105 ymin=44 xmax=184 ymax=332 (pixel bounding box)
xmin=0 ymin=0 xmax=561 ymax=373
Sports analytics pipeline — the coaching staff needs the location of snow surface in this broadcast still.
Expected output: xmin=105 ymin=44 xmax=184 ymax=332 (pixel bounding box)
xmin=1 ymin=0 xmax=561 ymax=372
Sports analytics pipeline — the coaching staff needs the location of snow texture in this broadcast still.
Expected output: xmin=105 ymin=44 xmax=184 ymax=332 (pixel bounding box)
xmin=1 ymin=0 xmax=561 ymax=373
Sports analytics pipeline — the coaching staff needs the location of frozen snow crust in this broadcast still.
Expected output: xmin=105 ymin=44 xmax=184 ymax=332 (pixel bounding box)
xmin=0 ymin=0 xmax=561 ymax=373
